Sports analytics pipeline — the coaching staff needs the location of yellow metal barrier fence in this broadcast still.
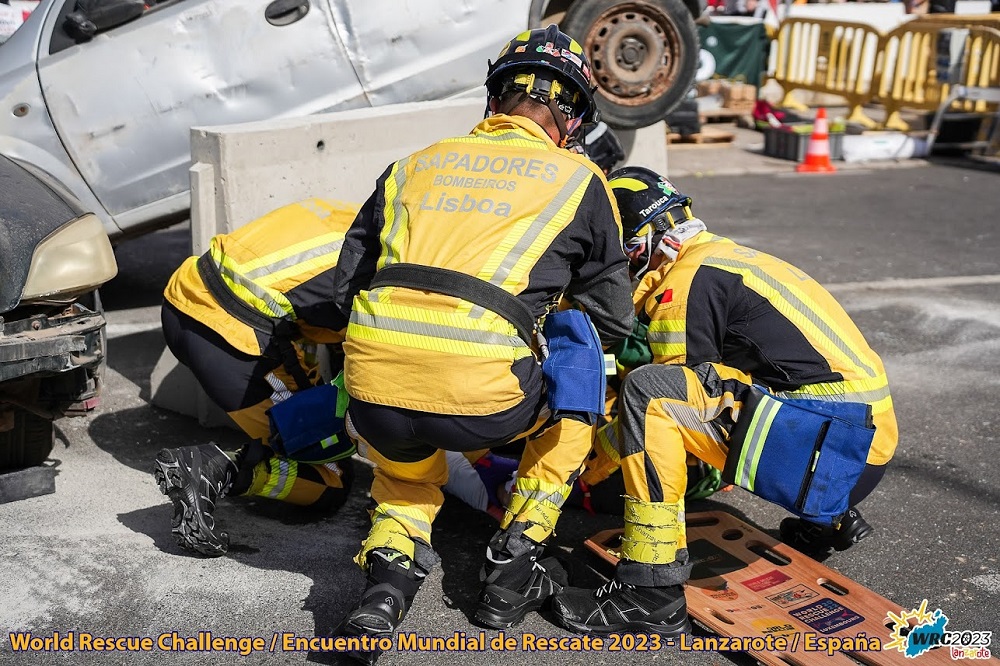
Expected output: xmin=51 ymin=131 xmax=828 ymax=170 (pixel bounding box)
xmin=771 ymin=18 xmax=1000 ymax=131
xmin=874 ymin=24 xmax=1000 ymax=130
xmin=914 ymin=14 xmax=1000 ymax=32
xmin=773 ymin=18 xmax=884 ymax=127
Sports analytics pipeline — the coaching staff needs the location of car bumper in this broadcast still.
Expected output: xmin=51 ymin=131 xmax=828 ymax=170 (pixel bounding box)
xmin=0 ymin=302 xmax=106 ymax=384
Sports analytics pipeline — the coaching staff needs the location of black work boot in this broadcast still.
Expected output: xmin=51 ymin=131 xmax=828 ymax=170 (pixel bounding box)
xmin=153 ymin=443 xmax=237 ymax=557
xmin=553 ymin=578 xmax=691 ymax=636
xmin=341 ymin=548 xmax=427 ymax=665
xmin=474 ymin=529 xmax=569 ymax=629
xmin=780 ymin=506 xmax=874 ymax=557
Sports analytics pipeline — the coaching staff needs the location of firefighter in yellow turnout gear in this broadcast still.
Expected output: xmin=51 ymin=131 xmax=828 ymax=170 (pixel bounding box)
xmin=332 ymin=27 xmax=634 ymax=660
xmin=154 ymin=199 xmax=358 ymax=557
xmin=550 ymin=167 xmax=899 ymax=636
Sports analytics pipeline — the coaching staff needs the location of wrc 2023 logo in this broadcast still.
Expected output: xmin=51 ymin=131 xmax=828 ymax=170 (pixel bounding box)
xmin=885 ymin=600 xmax=992 ymax=660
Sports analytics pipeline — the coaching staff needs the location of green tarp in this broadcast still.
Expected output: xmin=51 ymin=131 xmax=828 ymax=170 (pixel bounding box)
xmin=698 ymin=21 xmax=769 ymax=88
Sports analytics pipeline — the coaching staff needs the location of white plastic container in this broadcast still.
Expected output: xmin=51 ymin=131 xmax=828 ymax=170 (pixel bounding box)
xmin=841 ymin=133 xmax=929 ymax=163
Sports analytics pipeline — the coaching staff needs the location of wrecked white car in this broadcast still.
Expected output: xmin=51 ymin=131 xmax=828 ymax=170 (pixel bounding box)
xmin=0 ymin=0 xmax=700 ymax=240
xmin=0 ymin=154 xmax=117 ymax=476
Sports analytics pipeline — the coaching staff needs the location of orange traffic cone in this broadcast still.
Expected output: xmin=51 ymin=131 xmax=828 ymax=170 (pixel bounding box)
xmin=796 ymin=107 xmax=837 ymax=173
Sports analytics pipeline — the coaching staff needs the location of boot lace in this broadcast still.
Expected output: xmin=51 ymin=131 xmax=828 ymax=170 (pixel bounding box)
xmin=595 ymin=578 xmax=625 ymax=598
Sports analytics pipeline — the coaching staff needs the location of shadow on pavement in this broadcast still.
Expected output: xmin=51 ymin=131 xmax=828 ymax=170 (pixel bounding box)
xmin=105 ymin=329 xmax=169 ymax=403
xmin=87 ymin=404 xmax=244 ymax=473
xmin=116 ymin=462 xmax=373 ymax=666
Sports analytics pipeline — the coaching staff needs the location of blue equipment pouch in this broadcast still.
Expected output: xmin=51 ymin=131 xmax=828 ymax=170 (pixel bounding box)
xmin=722 ymin=386 xmax=875 ymax=525
xmin=541 ymin=309 xmax=607 ymax=421
xmin=266 ymin=372 xmax=355 ymax=464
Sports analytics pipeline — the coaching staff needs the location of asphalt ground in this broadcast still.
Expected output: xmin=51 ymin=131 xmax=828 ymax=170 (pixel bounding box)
xmin=0 ymin=161 xmax=998 ymax=665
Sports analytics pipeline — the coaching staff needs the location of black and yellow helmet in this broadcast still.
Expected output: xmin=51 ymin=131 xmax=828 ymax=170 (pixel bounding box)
xmin=608 ymin=166 xmax=694 ymax=238
xmin=486 ymin=25 xmax=598 ymax=124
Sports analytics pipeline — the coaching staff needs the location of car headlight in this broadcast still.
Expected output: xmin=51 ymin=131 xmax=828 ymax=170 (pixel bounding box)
xmin=21 ymin=213 xmax=118 ymax=302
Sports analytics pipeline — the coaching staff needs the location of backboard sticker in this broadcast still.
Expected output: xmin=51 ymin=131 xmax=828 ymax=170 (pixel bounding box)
xmin=700 ymin=587 xmax=740 ymax=601
xmin=687 ymin=539 xmax=749 ymax=580
xmin=740 ymin=569 xmax=792 ymax=592
xmin=751 ymin=617 xmax=799 ymax=637
xmin=766 ymin=584 xmax=820 ymax=609
xmin=789 ymin=598 xmax=865 ymax=634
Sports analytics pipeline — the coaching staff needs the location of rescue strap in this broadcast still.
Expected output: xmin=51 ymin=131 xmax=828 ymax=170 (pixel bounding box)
xmin=196 ymin=253 xmax=312 ymax=391
xmin=369 ymin=263 xmax=536 ymax=346
xmin=621 ymin=496 xmax=685 ymax=565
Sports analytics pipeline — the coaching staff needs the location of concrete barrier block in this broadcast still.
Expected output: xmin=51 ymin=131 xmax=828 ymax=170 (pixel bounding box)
xmin=190 ymin=99 xmax=669 ymax=235
xmin=150 ymin=347 xmax=234 ymax=429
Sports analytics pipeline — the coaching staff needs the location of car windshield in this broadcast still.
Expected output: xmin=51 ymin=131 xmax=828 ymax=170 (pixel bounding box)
xmin=0 ymin=1 xmax=40 ymax=47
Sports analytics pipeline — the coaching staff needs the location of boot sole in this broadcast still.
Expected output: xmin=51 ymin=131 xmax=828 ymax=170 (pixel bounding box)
xmin=340 ymin=617 xmax=391 ymax=666
xmin=834 ymin=522 xmax=874 ymax=551
xmin=556 ymin=614 xmax=692 ymax=638
xmin=473 ymin=586 xmax=547 ymax=629
xmin=153 ymin=449 xmax=228 ymax=557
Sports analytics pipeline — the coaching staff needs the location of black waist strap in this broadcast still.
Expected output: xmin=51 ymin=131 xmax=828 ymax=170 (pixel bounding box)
xmin=196 ymin=253 xmax=312 ymax=389
xmin=369 ymin=263 xmax=536 ymax=345
xmin=197 ymin=253 xmax=285 ymax=336
xmin=197 ymin=253 xmax=299 ymax=340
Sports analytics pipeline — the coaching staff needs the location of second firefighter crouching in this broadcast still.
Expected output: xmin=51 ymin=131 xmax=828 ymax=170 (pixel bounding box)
xmin=549 ymin=167 xmax=899 ymax=636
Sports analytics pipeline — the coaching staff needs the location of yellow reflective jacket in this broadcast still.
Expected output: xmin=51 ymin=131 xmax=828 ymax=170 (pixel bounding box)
xmin=333 ymin=115 xmax=634 ymax=416
xmin=164 ymin=198 xmax=360 ymax=357
xmin=633 ymin=231 xmax=898 ymax=465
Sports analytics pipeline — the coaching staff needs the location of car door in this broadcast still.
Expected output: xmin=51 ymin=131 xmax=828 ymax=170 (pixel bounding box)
xmin=35 ymin=0 xmax=367 ymax=232
xmin=328 ymin=0 xmax=534 ymax=106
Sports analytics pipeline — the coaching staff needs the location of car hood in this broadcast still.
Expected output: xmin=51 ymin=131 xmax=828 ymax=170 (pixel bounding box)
xmin=0 ymin=154 xmax=80 ymax=313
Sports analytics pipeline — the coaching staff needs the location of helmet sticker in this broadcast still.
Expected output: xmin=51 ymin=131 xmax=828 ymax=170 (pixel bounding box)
xmin=657 ymin=179 xmax=680 ymax=196
xmin=537 ymin=42 xmax=561 ymax=57
xmin=535 ymin=42 xmax=585 ymax=69
xmin=560 ymin=49 xmax=583 ymax=69
xmin=514 ymin=45 xmax=526 ymax=53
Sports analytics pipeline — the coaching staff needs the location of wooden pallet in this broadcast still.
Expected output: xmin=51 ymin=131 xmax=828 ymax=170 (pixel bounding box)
xmin=669 ymin=126 xmax=736 ymax=145
xmin=700 ymin=107 xmax=754 ymax=124
xmin=586 ymin=511 xmax=980 ymax=666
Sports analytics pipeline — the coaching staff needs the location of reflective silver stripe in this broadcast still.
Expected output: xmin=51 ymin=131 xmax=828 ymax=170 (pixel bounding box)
xmin=470 ymin=166 xmax=590 ymax=319
xmin=738 ymin=397 xmax=781 ymax=490
xmin=267 ymin=459 xmax=291 ymax=499
xmin=464 ymin=131 xmax=549 ymax=146
xmin=265 ymin=372 xmax=293 ymax=404
xmin=351 ymin=311 xmax=527 ymax=348
xmin=512 ymin=486 xmax=566 ymax=507
xmin=663 ymin=400 xmax=718 ymax=441
xmin=243 ymin=239 xmax=344 ymax=280
xmin=213 ymin=258 xmax=290 ymax=318
xmin=382 ymin=507 xmax=433 ymax=536
xmin=779 ymin=385 xmax=891 ymax=404
xmin=647 ymin=330 xmax=685 ymax=344
xmin=382 ymin=156 xmax=411 ymax=267
xmin=597 ymin=423 xmax=622 ymax=464
xmin=703 ymin=257 xmax=877 ymax=377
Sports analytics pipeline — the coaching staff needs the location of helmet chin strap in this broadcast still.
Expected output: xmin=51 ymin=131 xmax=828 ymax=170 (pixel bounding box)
xmin=547 ymin=99 xmax=584 ymax=147
xmin=630 ymin=226 xmax=656 ymax=279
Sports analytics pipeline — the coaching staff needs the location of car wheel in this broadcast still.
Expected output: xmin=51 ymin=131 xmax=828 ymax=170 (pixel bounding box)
xmin=0 ymin=408 xmax=55 ymax=472
xmin=562 ymin=0 xmax=700 ymax=129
